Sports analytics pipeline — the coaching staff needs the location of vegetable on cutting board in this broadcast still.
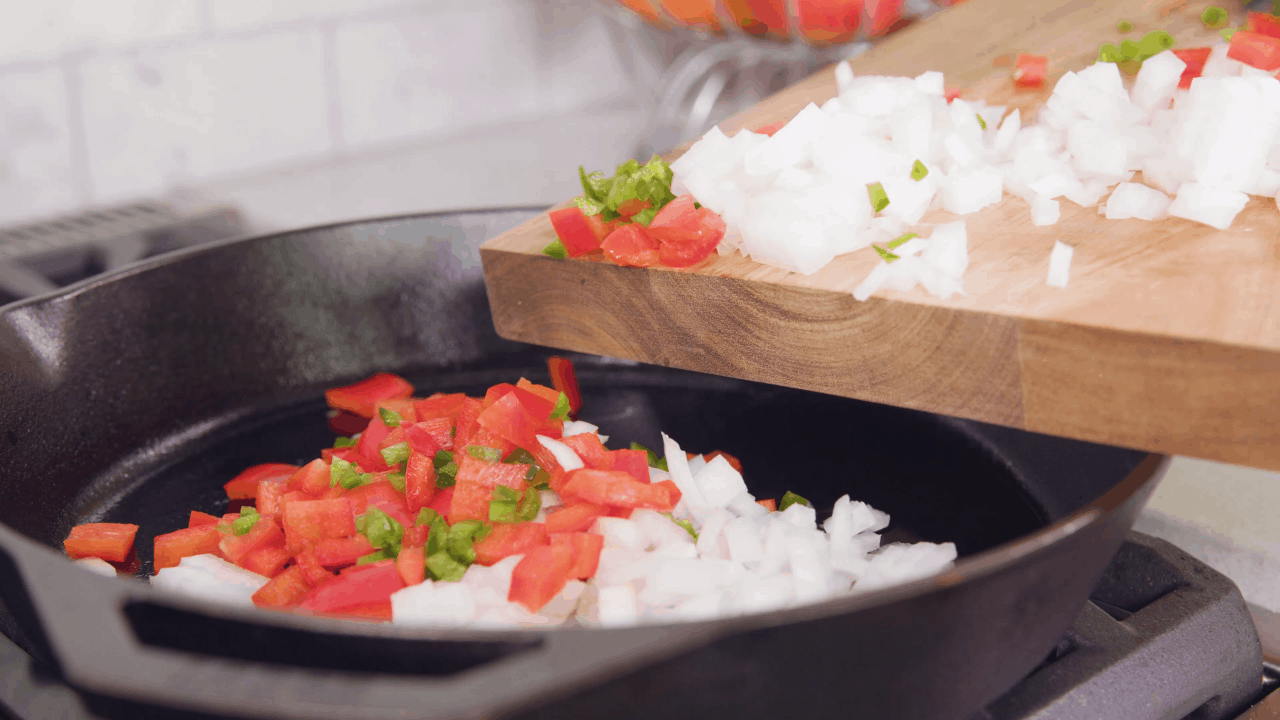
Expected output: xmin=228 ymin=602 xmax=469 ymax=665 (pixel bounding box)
xmin=65 ymin=363 xmax=958 ymax=625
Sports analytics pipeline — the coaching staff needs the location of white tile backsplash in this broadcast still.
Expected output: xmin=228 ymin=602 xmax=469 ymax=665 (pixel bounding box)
xmin=336 ymin=1 xmax=542 ymax=149
xmin=0 ymin=0 xmax=202 ymax=66
xmin=0 ymin=67 xmax=79 ymax=225
xmin=79 ymin=30 xmax=331 ymax=205
xmin=0 ymin=0 xmax=637 ymax=225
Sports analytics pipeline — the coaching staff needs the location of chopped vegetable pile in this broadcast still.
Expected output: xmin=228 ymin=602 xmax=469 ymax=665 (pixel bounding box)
xmin=65 ymin=358 xmax=957 ymax=627
xmin=539 ymin=10 xmax=1280 ymax=302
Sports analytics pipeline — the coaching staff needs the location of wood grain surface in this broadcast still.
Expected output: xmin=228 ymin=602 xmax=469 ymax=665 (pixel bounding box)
xmin=481 ymin=0 xmax=1280 ymax=470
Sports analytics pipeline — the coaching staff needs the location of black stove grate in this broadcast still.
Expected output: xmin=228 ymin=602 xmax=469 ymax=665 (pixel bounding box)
xmin=0 ymin=536 xmax=1269 ymax=720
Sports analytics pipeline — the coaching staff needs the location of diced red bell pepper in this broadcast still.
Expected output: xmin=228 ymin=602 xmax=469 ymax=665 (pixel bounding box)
xmin=550 ymin=532 xmax=604 ymax=580
xmin=866 ymin=0 xmax=906 ymax=36
xmin=482 ymin=383 xmax=517 ymax=410
xmin=1228 ymin=31 xmax=1280 ymax=71
xmin=377 ymin=426 xmax=408 ymax=454
xmin=599 ymin=449 xmax=651 ymax=484
xmin=402 ymin=524 xmax=430 ymax=548
xmin=282 ymin=498 xmax=356 ymax=551
xmin=1248 ymin=11 xmax=1280 ymax=40
xmin=405 ymin=451 xmax=438 ymax=514
xmin=606 ymin=506 xmax=635 ymax=519
xmin=373 ymin=398 xmax=417 ymax=425
xmin=310 ymin=535 xmax=375 ymax=568
xmin=945 ymin=87 xmax=962 ymax=103
xmin=1013 ymin=54 xmax=1047 ymax=89
xmin=427 ymin=487 xmax=455 ymax=520
xmin=396 ymin=545 xmax=426 ymax=586
xmin=257 ymin=480 xmax=288 ymax=516
xmin=319 ymin=483 xmax=350 ymax=500
xmin=1172 ymin=47 xmax=1212 ymax=89
xmin=299 ymin=560 xmax=405 ymax=614
xmin=546 ymin=356 xmax=581 ymax=420
xmin=543 ymin=502 xmax=609 ymax=534
xmin=560 ymin=433 xmax=608 ymax=468
xmin=353 ymin=415 xmax=393 ymax=471
xmin=219 ymin=515 xmax=284 ymax=566
xmin=757 ymin=498 xmax=777 ymax=512
xmin=509 ymin=545 xmax=576 ymax=613
xmin=242 ymin=542 xmax=292 ymax=578
xmin=474 ymin=522 xmax=550 ymax=566
xmin=324 ymin=601 xmax=393 ymax=621
xmin=368 ymin=499 xmax=414 ymax=531
xmin=252 ymin=565 xmax=312 ymax=608
xmin=549 ymin=206 xmax=608 ymax=257
xmin=648 ymin=195 xmax=700 ymax=241
xmin=406 ymin=417 xmax=453 ymax=454
xmin=476 ymin=389 xmax=549 ymax=450
xmin=293 ymin=549 xmax=335 ymax=585
xmin=453 ymin=397 xmax=485 ymax=451
xmin=413 ymin=393 xmax=467 ymax=423
xmin=328 ymin=410 xmax=369 ymax=436
xmin=754 ymin=120 xmax=786 ymax=136
xmin=702 ymin=449 xmax=744 ymax=473
xmin=450 ymin=471 xmax=528 ymax=524
xmin=325 ymin=372 xmax=414 ymax=418
xmin=222 ymin=463 xmax=300 ymax=500
xmin=188 ymin=510 xmax=221 ymax=528
xmin=560 ymin=470 xmax=681 ymax=511
xmin=455 ymin=456 xmax=530 ymax=490
xmin=64 ymin=523 xmax=139 ymax=563
xmin=601 ymin=223 xmax=660 ymax=268
xmin=463 ymin=428 xmax=516 ymax=460
xmin=648 ymin=196 xmax=727 ymax=268
xmin=153 ymin=524 xmax=223 ymax=571
xmin=344 ymin=480 xmax=407 ymax=516
xmin=321 ymin=446 xmax=359 ymax=465
xmin=515 ymin=378 xmax=560 ymax=405
xmin=286 ymin=459 xmax=332 ymax=496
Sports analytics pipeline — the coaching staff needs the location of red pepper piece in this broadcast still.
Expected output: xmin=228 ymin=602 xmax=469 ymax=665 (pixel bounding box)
xmin=754 ymin=120 xmax=787 ymax=136
xmin=449 ymin=457 xmax=530 ymax=523
xmin=405 ymin=451 xmax=438 ymax=514
xmin=757 ymin=498 xmax=777 ymax=512
xmin=550 ymin=532 xmax=604 ymax=580
xmin=396 ymin=545 xmax=426 ymax=586
xmin=353 ymin=415 xmax=393 ymax=471
xmin=476 ymin=390 xmax=546 ymax=450
xmin=543 ymin=502 xmax=609 ymax=534
xmin=219 ymin=515 xmax=284 ymax=566
xmin=188 ymin=510 xmax=221 ymax=528
xmin=293 ymin=549 xmax=335 ymax=586
xmin=286 ymin=459 xmax=331 ymax=496
xmin=652 ymin=205 xmax=726 ymax=269
xmin=404 ymin=417 xmax=453 ymax=454
xmin=945 ymin=87 xmax=962 ymax=103
xmin=344 ymin=480 xmax=407 ymax=517
xmin=1228 ymin=31 xmax=1280 ymax=71
xmin=509 ymin=545 xmax=576 ymax=613
xmin=299 ymin=560 xmax=405 ymax=614
xmin=64 ymin=523 xmax=138 ymax=563
xmin=601 ymin=223 xmax=660 ymax=268
xmin=703 ymin=449 xmax=744 ymax=473
xmin=310 ymin=535 xmax=376 ymax=568
xmin=1013 ymin=54 xmax=1047 ymax=89
xmin=549 ymin=206 xmax=608 ymax=257
xmin=373 ymin=398 xmax=417 ymax=425
xmin=402 ymin=524 xmax=430 ymax=548
xmin=320 ymin=446 xmax=358 ymax=465
xmin=257 ymin=481 xmax=288 ymax=516
xmin=1247 ymin=11 xmax=1280 ymax=40
xmin=427 ymin=487 xmax=455 ymax=521
xmin=560 ymin=469 xmax=681 ymax=511
xmin=153 ymin=524 xmax=222 ymax=571
xmin=515 ymin=378 xmax=560 ymax=405
xmin=606 ymin=506 xmax=635 ymax=519
xmin=252 ymin=565 xmax=312 ymax=608
xmin=282 ymin=498 xmax=356 ymax=552
xmin=560 ymin=433 xmax=608 ymax=468
xmin=412 ymin=393 xmax=467 ymax=423
xmin=599 ymin=449 xmax=651 ymax=484
xmin=546 ymin=357 xmax=581 ymax=420
xmin=1172 ymin=47 xmax=1212 ymax=90
xmin=453 ymin=397 xmax=485 ymax=452
xmin=462 ymin=428 xmax=516 ymax=460
xmin=223 ymin=463 xmax=300 ymax=500
xmin=472 ymin=522 xmax=550 ymax=566
xmin=325 ymin=372 xmax=414 ymax=419
xmin=242 ymin=542 xmax=292 ymax=578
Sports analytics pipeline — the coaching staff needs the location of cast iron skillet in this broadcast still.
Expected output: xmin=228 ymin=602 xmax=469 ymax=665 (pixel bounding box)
xmin=0 ymin=208 xmax=1165 ymax=720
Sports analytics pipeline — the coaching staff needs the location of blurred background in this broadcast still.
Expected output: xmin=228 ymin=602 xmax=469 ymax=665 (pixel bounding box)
xmin=0 ymin=0 xmax=1275 ymax=654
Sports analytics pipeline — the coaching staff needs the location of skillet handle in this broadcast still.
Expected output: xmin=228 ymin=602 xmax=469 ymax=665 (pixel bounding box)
xmin=0 ymin=527 xmax=712 ymax=720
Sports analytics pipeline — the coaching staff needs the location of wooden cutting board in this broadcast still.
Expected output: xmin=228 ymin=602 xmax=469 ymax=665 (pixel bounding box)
xmin=481 ymin=0 xmax=1280 ymax=471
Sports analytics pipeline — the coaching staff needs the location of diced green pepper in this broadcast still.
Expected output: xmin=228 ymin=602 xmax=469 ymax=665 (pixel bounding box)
xmin=867 ymin=182 xmax=890 ymax=213
xmin=779 ymin=491 xmax=811 ymax=511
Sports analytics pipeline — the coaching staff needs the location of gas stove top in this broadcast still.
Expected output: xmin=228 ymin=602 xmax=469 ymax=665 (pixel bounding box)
xmin=0 ymin=532 xmax=1273 ymax=720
